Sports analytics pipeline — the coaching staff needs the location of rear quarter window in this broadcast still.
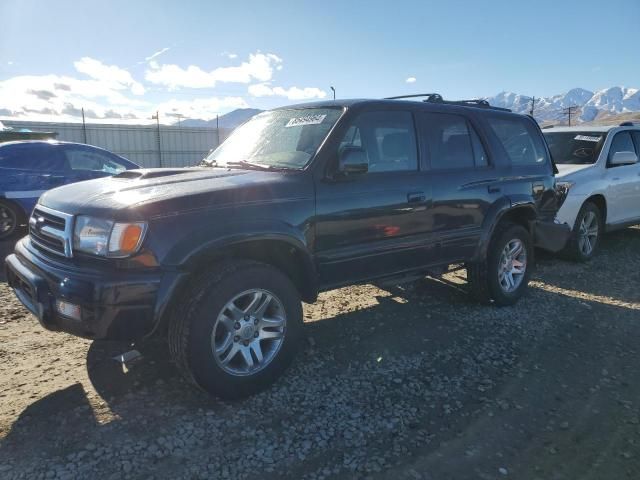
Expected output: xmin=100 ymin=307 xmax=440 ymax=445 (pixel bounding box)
xmin=487 ymin=116 xmax=549 ymax=166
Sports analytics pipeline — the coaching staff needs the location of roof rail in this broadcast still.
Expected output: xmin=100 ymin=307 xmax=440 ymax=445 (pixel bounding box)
xmin=384 ymin=93 xmax=443 ymax=101
xmin=384 ymin=93 xmax=511 ymax=112
xmin=541 ymin=125 xmax=556 ymax=129
xmin=619 ymin=121 xmax=640 ymax=127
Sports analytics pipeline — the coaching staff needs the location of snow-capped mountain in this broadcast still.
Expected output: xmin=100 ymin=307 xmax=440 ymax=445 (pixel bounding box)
xmin=486 ymin=86 xmax=640 ymax=123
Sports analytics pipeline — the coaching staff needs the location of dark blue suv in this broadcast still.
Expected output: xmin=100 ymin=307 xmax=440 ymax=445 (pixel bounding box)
xmin=0 ymin=141 xmax=138 ymax=239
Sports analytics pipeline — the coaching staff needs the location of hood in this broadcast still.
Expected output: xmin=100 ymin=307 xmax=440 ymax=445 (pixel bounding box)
xmin=39 ymin=167 xmax=308 ymax=220
xmin=555 ymin=163 xmax=593 ymax=178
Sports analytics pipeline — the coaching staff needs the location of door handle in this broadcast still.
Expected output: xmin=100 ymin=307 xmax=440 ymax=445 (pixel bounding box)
xmin=407 ymin=192 xmax=426 ymax=203
xmin=488 ymin=185 xmax=501 ymax=194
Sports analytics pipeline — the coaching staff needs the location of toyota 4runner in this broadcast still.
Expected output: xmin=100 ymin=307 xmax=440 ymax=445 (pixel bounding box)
xmin=5 ymin=95 xmax=569 ymax=398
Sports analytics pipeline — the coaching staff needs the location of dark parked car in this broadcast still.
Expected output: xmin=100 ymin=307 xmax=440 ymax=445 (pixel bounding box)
xmin=5 ymin=96 xmax=568 ymax=398
xmin=0 ymin=141 xmax=139 ymax=239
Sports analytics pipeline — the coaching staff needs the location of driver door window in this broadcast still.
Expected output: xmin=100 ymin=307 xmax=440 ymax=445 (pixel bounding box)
xmin=339 ymin=111 xmax=418 ymax=173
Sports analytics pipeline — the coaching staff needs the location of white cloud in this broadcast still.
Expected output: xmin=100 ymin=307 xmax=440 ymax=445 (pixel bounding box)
xmin=7 ymin=61 xmax=13 ymax=66
xmin=0 ymin=73 xmax=151 ymax=122
xmin=74 ymin=57 xmax=145 ymax=95
xmin=406 ymin=77 xmax=417 ymax=83
xmin=156 ymin=96 xmax=248 ymax=121
xmin=248 ymin=83 xmax=327 ymax=100
xmin=145 ymin=52 xmax=283 ymax=89
xmin=222 ymin=52 xmax=238 ymax=59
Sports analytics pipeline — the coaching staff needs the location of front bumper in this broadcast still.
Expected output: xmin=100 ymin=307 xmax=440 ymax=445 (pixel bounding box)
xmin=5 ymin=238 xmax=179 ymax=340
xmin=534 ymin=219 xmax=572 ymax=253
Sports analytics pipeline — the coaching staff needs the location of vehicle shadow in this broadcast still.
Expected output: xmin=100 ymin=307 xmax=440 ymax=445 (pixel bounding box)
xmin=535 ymin=225 xmax=640 ymax=304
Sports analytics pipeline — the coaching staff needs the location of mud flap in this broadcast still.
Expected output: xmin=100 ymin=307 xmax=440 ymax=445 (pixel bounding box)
xmin=534 ymin=220 xmax=571 ymax=253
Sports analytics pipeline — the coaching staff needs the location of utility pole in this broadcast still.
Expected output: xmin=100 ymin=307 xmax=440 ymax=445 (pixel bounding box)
xmin=330 ymin=86 xmax=336 ymax=100
xmin=529 ymin=96 xmax=536 ymax=117
xmin=152 ymin=111 xmax=162 ymax=167
xmin=81 ymin=107 xmax=87 ymax=144
xmin=562 ymin=105 xmax=579 ymax=126
xmin=216 ymin=114 xmax=220 ymax=147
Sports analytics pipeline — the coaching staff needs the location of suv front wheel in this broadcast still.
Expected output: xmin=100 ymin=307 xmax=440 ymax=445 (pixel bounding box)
xmin=168 ymin=260 xmax=303 ymax=399
xmin=468 ymin=222 xmax=533 ymax=306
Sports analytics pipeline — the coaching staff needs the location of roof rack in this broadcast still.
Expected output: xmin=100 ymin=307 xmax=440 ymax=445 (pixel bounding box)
xmin=619 ymin=121 xmax=640 ymax=127
xmin=541 ymin=125 xmax=556 ymax=129
xmin=384 ymin=93 xmax=511 ymax=112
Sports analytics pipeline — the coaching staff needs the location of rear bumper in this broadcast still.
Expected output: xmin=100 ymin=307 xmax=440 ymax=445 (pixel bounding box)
xmin=534 ymin=219 xmax=572 ymax=253
xmin=5 ymin=238 xmax=181 ymax=340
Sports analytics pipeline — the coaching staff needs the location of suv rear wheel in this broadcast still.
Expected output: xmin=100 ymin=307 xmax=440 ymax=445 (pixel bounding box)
xmin=168 ymin=260 xmax=303 ymax=399
xmin=563 ymin=201 xmax=602 ymax=262
xmin=468 ymin=222 xmax=532 ymax=306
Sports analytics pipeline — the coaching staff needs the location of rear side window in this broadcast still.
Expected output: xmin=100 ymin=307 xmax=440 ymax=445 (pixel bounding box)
xmin=339 ymin=111 xmax=418 ymax=173
xmin=418 ymin=113 xmax=487 ymax=169
xmin=632 ymin=132 xmax=640 ymax=153
xmin=487 ymin=116 xmax=548 ymax=166
xmin=608 ymin=132 xmax=636 ymax=164
xmin=0 ymin=144 xmax=65 ymax=171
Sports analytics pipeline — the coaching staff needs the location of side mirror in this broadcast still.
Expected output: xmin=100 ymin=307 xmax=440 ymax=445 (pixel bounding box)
xmin=338 ymin=147 xmax=368 ymax=175
xmin=609 ymin=150 xmax=638 ymax=166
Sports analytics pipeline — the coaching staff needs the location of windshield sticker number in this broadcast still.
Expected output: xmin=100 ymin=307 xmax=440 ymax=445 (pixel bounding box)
xmin=285 ymin=114 xmax=327 ymax=128
xmin=574 ymin=135 xmax=601 ymax=142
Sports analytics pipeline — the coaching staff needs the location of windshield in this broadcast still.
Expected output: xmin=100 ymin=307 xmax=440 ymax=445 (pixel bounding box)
xmin=544 ymin=131 xmax=606 ymax=165
xmin=205 ymin=108 xmax=343 ymax=169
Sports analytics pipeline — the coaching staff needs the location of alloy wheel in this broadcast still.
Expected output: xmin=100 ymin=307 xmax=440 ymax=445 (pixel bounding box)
xmin=497 ymin=239 xmax=527 ymax=293
xmin=578 ymin=210 xmax=599 ymax=256
xmin=211 ymin=289 xmax=287 ymax=376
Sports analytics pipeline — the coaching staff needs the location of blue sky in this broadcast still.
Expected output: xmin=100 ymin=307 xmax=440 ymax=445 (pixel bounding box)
xmin=1 ymin=0 xmax=638 ymax=123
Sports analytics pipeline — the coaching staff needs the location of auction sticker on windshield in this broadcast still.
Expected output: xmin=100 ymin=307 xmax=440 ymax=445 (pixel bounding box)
xmin=285 ymin=114 xmax=327 ymax=127
xmin=574 ymin=135 xmax=602 ymax=142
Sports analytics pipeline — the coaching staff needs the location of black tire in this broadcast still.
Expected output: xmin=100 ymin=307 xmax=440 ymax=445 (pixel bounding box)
xmin=467 ymin=222 xmax=533 ymax=306
xmin=168 ymin=260 xmax=303 ymax=399
xmin=562 ymin=201 xmax=603 ymax=262
xmin=0 ymin=200 xmax=21 ymax=241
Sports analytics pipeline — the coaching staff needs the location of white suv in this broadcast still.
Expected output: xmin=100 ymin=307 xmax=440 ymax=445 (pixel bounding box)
xmin=544 ymin=123 xmax=640 ymax=260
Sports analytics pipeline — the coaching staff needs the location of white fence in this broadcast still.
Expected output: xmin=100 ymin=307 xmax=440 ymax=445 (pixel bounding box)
xmin=1 ymin=120 xmax=233 ymax=168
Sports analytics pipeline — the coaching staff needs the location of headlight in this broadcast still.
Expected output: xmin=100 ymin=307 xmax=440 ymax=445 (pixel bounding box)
xmin=555 ymin=181 xmax=574 ymax=207
xmin=73 ymin=216 xmax=147 ymax=257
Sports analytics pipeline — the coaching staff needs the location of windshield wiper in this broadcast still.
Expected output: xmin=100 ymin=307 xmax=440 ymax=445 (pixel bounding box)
xmin=225 ymin=161 xmax=296 ymax=171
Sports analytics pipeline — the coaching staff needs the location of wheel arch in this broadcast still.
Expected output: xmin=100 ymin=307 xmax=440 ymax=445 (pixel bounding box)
xmin=473 ymin=198 xmax=537 ymax=262
xmin=584 ymin=194 xmax=607 ymax=225
xmin=151 ymin=235 xmax=318 ymax=338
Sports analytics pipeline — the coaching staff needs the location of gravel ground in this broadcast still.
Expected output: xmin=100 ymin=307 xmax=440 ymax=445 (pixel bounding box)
xmin=1 ymin=227 xmax=640 ymax=479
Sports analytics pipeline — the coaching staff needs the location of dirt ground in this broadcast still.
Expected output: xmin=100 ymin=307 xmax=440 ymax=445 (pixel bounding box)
xmin=1 ymin=228 xmax=640 ymax=480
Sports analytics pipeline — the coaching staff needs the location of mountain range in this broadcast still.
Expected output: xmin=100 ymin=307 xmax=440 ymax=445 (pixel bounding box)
xmin=177 ymin=86 xmax=640 ymax=129
xmin=486 ymin=86 xmax=640 ymax=124
xmin=179 ymin=108 xmax=263 ymax=129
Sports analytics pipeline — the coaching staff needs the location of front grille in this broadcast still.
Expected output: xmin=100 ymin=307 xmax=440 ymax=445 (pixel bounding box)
xmin=29 ymin=206 xmax=74 ymax=257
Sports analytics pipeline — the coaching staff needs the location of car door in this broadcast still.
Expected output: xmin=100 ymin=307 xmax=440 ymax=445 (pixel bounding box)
xmin=63 ymin=146 xmax=130 ymax=183
xmin=630 ymin=131 xmax=640 ymax=221
xmin=0 ymin=143 xmax=66 ymax=213
xmin=604 ymin=131 xmax=640 ymax=224
xmin=416 ymin=111 xmax=498 ymax=262
xmin=314 ymin=110 xmax=435 ymax=287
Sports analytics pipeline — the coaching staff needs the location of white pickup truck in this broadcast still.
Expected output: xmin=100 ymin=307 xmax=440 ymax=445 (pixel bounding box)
xmin=543 ymin=122 xmax=640 ymax=260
